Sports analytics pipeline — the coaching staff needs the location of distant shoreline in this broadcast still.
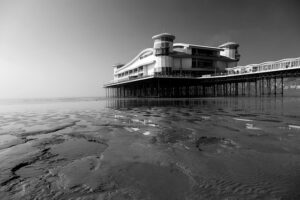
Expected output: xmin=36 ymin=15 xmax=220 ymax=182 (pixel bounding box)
xmin=0 ymin=97 xmax=105 ymax=105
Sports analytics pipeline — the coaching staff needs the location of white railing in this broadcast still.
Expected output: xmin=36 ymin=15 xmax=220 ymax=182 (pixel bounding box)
xmin=226 ymin=57 xmax=300 ymax=75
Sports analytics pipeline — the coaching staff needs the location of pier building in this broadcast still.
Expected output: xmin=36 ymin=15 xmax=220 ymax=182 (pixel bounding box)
xmin=112 ymin=33 xmax=240 ymax=82
xmin=104 ymin=34 xmax=300 ymax=98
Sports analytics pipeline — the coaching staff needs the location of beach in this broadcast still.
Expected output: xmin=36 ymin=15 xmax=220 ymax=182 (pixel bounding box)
xmin=0 ymin=97 xmax=300 ymax=199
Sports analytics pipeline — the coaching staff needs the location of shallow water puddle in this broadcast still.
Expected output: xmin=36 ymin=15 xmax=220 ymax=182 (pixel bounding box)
xmin=246 ymin=123 xmax=261 ymax=130
xmin=143 ymin=131 xmax=151 ymax=136
xmin=16 ymin=162 xmax=46 ymax=179
xmin=51 ymin=138 xmax=107 ymax=160
xmin=57 ymin=156 xmax=103 ymax=189
xmin=0 ymin=135 xmax=22 ymax=149
xmin=112 ymin=162 xmax=191 ymax=200
xmin=201 ymin=116 xmax=210 ymax=120
xmin=288 ymin=124 xmax=300 ymax=130
xmin=131 ymin=127 xmax=140 ymax=131
xmin=233 ymin=117 xmax=253 ymax=122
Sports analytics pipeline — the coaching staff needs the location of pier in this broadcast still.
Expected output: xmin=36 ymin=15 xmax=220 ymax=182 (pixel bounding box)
xmin=104 ymin=64 xmax=300 ymax=98
xmin=104 ymin=33 xmax=300 ymax=98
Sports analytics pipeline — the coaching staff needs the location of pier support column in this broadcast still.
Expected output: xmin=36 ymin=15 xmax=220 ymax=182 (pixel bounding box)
xmin=213 ymin=85 xmax=216 ymax=97
xmin=267 ymin=78 xmax=271 ymax=96
xmin=241 ymin=82 xmax=244 ymax=96
xmin=226 ymin=83 xmax=228 ymax=96
xmin=248 ymin=81 xmax=251 ymax=96
xmin=157 ymin=80 xmax=160 ymax=98
xmin=274 ymin=77 xmax=277 ymax=96
xmin=255 ymin=80 xmax=257 ymax=96
xmin=281 ymin=76 xmax=284 ymax=96
xmin=261 ymin=78 xmax=264 ymax=96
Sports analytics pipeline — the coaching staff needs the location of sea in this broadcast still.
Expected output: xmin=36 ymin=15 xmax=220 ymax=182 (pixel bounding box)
xmin=0 ymin=96 xmax=300 ymax=200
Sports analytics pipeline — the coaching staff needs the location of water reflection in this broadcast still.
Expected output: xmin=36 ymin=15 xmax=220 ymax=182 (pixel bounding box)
xmin=105 ymin=97 xmax=297 ymax=116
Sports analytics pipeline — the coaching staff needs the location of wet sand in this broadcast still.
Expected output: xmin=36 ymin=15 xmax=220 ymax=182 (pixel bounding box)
xmin=0 ymin=97 xmax=300 ymax=199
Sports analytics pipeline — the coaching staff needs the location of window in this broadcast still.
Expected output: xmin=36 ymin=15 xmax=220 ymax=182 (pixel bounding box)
xmin=281 ymin=63 xmax=284 ymax=68
xmin=161 ymin=67 xmax=172 ymax=75
xmin=155 ymin=48 xmax=169 ymax=56
xmin=192 ymin=58 xmax=213 ymax=68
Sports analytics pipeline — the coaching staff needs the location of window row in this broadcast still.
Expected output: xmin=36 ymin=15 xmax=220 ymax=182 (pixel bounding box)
xmin=117 ymin=66 xmax=144 ymax=78
xmin=192 ymin=48 xmax=215 ymax=57
xmin=159 ymin=37 xmax=173 ymax=42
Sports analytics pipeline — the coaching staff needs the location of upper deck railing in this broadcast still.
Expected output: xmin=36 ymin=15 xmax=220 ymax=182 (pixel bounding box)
xmin=226 ymin=57 xmax=300 ymax=75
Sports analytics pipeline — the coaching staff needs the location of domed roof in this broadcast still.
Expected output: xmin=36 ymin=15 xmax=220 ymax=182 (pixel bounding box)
xmin=152 ymin=33 xmax=175 ymax=40
xmin=218 ymin=42 xmax=239 ymax=48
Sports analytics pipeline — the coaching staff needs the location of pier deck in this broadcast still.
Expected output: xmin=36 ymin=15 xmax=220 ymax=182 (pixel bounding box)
xmin=104 ymin=66 xmax=300 ymax=98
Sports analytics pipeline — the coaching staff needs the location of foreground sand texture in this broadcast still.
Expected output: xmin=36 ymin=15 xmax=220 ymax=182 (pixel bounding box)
xmin=0 ymin=98 xmax=300 ymax=200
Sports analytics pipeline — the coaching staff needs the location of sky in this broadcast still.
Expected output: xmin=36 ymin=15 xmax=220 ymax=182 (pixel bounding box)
xmin=0 ymin=0 xmax=299 ymax=98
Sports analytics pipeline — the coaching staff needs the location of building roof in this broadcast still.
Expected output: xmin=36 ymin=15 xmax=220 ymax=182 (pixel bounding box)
xmin=152 ymin=33 xmax=175 ymax=40
xmin=114 ymin=48 xmax=154 ymax=73
xmin=173 ymin=43 xmax=223 ymax=51
xmin=219 ymin=55 xmax=237 ymax=61
xmin=218 ymin=42 xmax=239 ymax=48
xmin=112 ymin=63 xmax=125 ymax=68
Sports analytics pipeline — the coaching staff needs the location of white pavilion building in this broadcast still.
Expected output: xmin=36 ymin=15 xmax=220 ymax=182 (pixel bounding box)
xmin=112 ymin=33 xmax=240 ymax=82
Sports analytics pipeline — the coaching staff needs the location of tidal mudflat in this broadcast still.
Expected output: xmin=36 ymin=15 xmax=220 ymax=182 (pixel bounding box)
xmin=0 ymin=97 xmax=300 ymax=200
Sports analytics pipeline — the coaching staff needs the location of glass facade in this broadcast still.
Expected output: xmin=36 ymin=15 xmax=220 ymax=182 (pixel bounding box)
xmin=192 ymin=58 xmax=213 ymax=68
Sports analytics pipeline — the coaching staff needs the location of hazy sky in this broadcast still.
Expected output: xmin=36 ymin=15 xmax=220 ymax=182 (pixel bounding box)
xmin=0 ymin=0 xmax=299 ymax=98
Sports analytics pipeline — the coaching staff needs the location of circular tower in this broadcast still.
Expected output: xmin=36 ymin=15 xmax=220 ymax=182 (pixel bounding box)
xmin=152 ymin=33 xmax=175 ymax=55
xmin=152 ymin=33 xmax=175 ymax=75
xmin=219 ymin=42 xmax=240 ymax=61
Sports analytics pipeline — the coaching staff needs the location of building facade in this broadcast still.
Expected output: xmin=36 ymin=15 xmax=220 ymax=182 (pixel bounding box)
xmin=112 ymin=33 xmax=240 ymax=82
